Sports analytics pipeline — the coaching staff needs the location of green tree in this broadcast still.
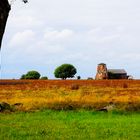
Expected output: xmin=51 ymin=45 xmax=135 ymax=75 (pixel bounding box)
xmin=54 ymin=64 xmax=77 ymax=80
xmin=25 ymin=71 xmax=41 ymax=79
xmin=20 ymin=70 xmax=40 ymax=79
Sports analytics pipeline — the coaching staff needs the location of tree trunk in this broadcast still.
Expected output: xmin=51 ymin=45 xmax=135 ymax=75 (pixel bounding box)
xmin=0 ymin=0 xmax=11 ymax=50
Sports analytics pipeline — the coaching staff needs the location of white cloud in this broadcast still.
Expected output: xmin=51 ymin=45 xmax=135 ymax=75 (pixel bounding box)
xmin=9 ymin=15 xmax=44 ymax=29
xmin=87 ymin=28 xmax=121 ymax=44
xmin=123 ymin=53 xmax=140 ymax=60
xmin=44 ymin=29 xmax=74 ymax=42
xmin=10 ymin=30 xmax=35 ymax=46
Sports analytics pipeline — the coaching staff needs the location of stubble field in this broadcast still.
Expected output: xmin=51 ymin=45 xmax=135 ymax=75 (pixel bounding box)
xmin=0 ymin=80 xmax=140 ymax=111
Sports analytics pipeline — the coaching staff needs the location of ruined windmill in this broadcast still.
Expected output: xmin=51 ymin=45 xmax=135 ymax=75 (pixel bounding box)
xmin=95 ymin=63 xmax=128 ymax=80
xmin=95 ymin=63 xmax=108 ymax=80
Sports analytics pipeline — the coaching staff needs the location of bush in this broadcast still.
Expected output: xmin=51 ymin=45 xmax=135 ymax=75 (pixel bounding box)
xmin=77 ymin=76 xmax=81 ymax=80
xmin=54 ymin=64 xmax=77 ymax=80
xmin=40 ymin=76 xmax=48 ymax=80
xmin=87 ymin=77 xmax=93 ymax=80
xmin=20 ymin=71 xmax=41 ymax=80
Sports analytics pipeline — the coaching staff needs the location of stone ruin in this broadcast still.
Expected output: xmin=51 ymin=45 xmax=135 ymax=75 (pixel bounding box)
xmin=95 ymin=63 xmax=128 ymax=80
xmin=95 ymin=63 xmax=108 ymax=80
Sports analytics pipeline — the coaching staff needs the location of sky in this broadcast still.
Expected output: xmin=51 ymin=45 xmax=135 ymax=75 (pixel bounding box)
xmin=1 ymin=0 xmax=140 ymax=79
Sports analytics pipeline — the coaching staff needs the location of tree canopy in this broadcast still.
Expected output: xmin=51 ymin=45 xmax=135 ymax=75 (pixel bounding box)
xmin=20 ymin=70 xmax=41 ymax=79
xmin=54 ymin=64 xmax=77 ymax=80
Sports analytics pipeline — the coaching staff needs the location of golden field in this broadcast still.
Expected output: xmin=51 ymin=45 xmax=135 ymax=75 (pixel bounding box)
xmin=0 ymin=80 xmax=140 ymax=111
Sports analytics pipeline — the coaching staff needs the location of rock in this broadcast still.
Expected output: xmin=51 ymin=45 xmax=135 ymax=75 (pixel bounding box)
xmin=13 ymin=103 xmax=23 ymax=106
xmin=97 ymin=108 xmax=108 ymax=112
xmin=0 ymin=102 xmax=11 ymax=112
xmin=97 ymin=103 xmax=116 ymax=112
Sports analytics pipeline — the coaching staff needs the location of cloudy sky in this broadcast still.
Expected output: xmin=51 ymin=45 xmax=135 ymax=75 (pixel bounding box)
xmin=1 ymin=0 xmax=140 ymax=79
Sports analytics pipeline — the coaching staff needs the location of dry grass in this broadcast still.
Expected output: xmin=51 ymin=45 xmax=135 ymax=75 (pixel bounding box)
xmin=0 ymin=80 xmax=140 ymax=111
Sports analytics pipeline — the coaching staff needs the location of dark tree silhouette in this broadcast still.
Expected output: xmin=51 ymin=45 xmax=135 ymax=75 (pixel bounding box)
xmin=0 ymin=0 xmax=28 ymax=50
xmin=0 ymin=0 xmax=10 ymax=50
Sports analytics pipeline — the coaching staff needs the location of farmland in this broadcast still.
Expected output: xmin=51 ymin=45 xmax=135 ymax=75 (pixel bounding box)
xmin=0 ymin=80 xmax=140 ymax=111
xmin=0 ymin=80 xmax=140 ymax=140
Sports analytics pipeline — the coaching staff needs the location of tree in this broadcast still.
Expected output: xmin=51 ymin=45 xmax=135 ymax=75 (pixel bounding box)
xmin=54 ymin=64 xmax=77 ymax=80
xmin=0 ymin=0 xmax=28 ymax=50
xmin=40 ymin=76 xmax=48 ymax=80
xmin=20 ymin=70 xmax=40 ymax=79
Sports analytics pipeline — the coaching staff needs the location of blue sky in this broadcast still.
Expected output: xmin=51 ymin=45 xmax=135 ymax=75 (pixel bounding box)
xmin=1 ymin=0 xmax=140 ymax=79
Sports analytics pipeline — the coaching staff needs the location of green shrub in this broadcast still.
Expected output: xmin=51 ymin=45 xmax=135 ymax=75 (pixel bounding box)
xmin=40 ymin=76 xmax=48 ymax=80
xmin=87 ymin=77 xmax=93 ymax=80
xmin=77 ymin=76 xmax=81 ymax=80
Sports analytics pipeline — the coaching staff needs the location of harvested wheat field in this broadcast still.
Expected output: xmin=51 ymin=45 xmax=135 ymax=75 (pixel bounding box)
xmin=0 ymin=80 xmax=140 ymax=112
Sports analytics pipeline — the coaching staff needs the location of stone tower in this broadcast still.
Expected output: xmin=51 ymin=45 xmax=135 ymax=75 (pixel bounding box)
xmin=95 ymin=63 xmax=108 ymax=80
